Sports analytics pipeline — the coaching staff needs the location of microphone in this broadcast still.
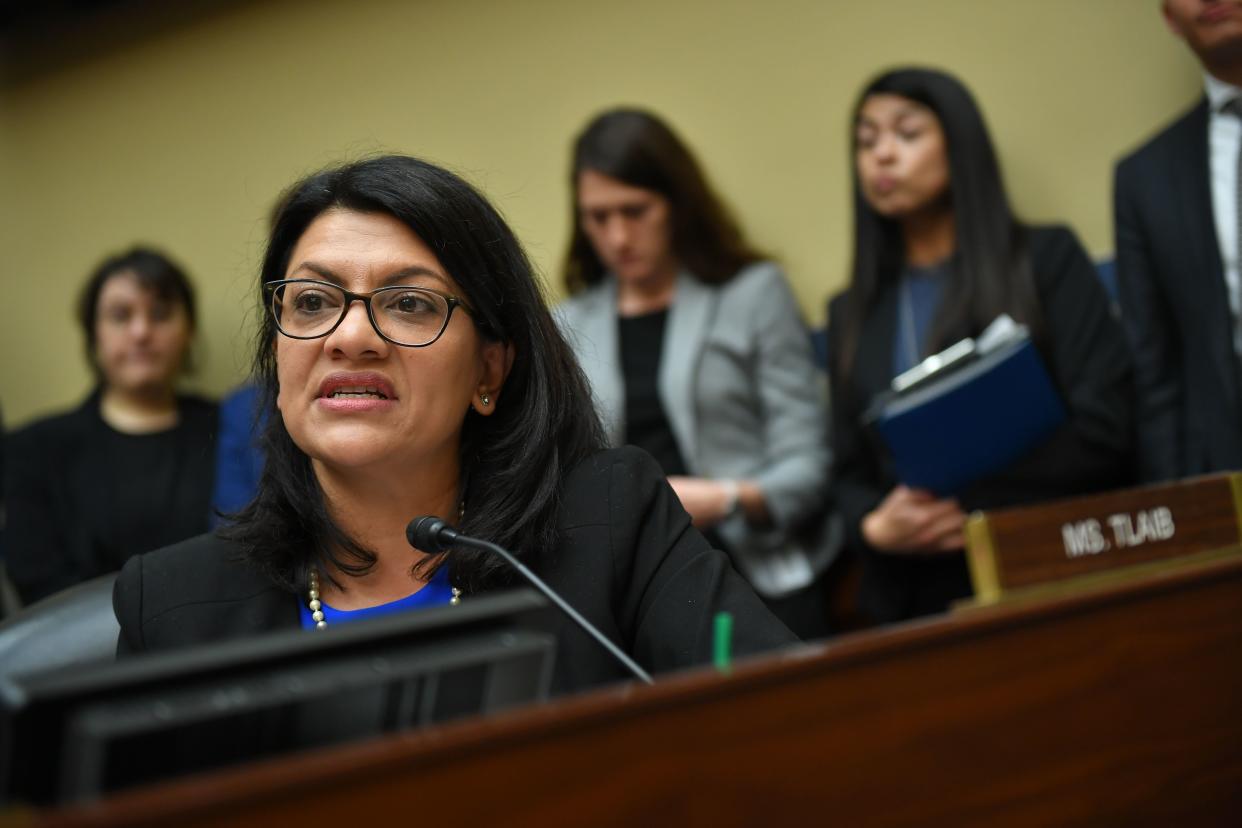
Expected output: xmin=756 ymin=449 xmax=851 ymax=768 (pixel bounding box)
xmin=407 ymin=516 xmax=654 ymax=686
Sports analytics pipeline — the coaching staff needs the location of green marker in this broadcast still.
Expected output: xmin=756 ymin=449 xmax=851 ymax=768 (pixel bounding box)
xmin=713 ymin=611 xmax=733 ymax=673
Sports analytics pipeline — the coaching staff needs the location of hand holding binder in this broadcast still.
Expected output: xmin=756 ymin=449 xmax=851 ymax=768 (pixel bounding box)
xmin=860 ymin=485 xmax=967 ymax=553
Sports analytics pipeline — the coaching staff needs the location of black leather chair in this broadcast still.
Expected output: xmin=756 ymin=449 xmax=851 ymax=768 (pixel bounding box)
xmin=0 ymin=572 xmax=119 ymax=680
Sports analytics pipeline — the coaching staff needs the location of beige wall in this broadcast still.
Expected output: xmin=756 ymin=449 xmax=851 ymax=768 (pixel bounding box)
xmin=0 ymin=0 xmax=1200 ymax=427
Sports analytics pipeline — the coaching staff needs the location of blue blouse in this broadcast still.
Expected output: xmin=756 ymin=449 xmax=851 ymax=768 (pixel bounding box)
xmin=298 ymin=564 xmax=455 ymax=629
xmin=892 ymin=260 xmax=951 ymax=379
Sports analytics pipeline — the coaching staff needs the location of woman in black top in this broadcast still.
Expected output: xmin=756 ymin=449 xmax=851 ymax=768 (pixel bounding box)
xmin=828 ymin=68 xmax=1134 ymax=623
xmin=4 ymin=248 xmax=216 ymax=604
xmin=113 ymin=156 xmax=794 ymax=695
xmin=556 ymin=109 xmax=839 ymax=639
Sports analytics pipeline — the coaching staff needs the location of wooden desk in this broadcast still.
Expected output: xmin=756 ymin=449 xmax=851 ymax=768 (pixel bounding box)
xmin=34 ymin=554 xmax=1242 ymax=827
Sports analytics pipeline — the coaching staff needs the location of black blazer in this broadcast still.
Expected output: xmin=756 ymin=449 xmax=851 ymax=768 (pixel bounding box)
xmin=1114 ymin=98 xmax=1242 ymax=481
xmin=827 ymin=226 xmax=1135 ymax=622
xmin=113 ymin=447 xmax=797 ymax=696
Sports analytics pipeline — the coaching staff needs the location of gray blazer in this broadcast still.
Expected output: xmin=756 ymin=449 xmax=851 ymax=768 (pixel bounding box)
xmin=555 ymin=262 xmax=840 ymax=597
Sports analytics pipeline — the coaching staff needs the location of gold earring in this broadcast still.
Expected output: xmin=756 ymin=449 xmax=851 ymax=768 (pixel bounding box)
xmin=480 ymin=393 xmax=491 ymax=406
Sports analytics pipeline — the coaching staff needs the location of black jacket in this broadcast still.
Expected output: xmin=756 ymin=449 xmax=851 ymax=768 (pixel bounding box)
xmin=113 ymin=447 xmax=797 ymax=695
xmin=5 ymin=391 xmax=217 ymax=604
xmin=827 ymin=225 xmax=1135 ymax=622
xmin=1114 ymin=98 xmax=1242 ymax=481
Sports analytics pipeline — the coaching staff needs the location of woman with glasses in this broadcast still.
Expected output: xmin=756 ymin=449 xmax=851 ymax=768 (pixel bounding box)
xmin=829 ymin=68 xmax=1134 ymax=623
xmin=556 ymin=108 xmax=839 ymax=639
xmin=4 ymin=248 xmax=216 ymax=605
xmin=113 ymin=155 xmax=795 ymax=694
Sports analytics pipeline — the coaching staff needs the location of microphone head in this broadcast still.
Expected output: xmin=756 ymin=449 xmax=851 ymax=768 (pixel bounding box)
xmin=406 ymin=515 xmax=450 ymax=552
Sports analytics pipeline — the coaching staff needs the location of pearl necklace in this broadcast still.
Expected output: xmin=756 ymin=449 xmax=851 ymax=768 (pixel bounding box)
xmin=307 ymin=567 xmax=462 ymax=630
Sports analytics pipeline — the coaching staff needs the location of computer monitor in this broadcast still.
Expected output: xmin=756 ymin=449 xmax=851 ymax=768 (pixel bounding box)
xmin=0 ymin=588 xmax=555 ymax=807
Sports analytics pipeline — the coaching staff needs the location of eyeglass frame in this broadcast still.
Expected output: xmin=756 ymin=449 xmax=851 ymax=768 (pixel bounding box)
xmin=263 ymin=278 xmax=478 ymax=348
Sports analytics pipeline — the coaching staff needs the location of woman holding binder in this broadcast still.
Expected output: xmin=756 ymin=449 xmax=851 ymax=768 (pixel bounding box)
xmin=556 ymin=108 xmax=840 ymax=638
xmin=827 ymin=68 xmax=1134 ymax=623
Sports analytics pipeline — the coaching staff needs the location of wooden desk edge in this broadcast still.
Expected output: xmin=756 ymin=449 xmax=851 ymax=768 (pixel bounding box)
xmin=35 ymin=552 xmax=1242 ymax=827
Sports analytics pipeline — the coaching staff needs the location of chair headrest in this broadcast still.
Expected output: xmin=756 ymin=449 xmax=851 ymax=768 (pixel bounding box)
xmin=0 ymin=572 xmax=119 ymax=681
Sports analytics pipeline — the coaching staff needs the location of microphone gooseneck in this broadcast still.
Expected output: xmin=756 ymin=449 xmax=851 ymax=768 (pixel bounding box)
xmin=404 ymin=515 xmax=654 ymax=686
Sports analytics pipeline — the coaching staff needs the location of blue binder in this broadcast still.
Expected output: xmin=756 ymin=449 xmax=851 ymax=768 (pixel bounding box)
xmin=867 ymin=335 xmax=1066 ymax=495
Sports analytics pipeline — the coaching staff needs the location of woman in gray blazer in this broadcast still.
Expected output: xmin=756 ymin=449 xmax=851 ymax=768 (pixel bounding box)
xmin=555 ymin=108 xmax=840 ymax=638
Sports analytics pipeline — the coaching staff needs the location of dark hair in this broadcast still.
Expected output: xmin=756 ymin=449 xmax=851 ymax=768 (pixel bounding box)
xmin=223 ymin=155 xmax=606 ymax=595
xmin=835 ymin=67 xmax=1043 ymax=383
xmin=76 ymin=246 xmax=198 ymax=379
xmin=563 ymin=107 xmax=765 ymax=293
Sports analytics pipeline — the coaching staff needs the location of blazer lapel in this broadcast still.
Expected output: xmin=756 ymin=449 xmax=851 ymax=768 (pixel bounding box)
xmin=855 ymin=284 xmax=899 ymax=406
xmin=1177 ymin=99 xmax=1241 ymax=410
xmin=660 ymin=272 xmax=716 ymax=469
xmin=573 ymin=281 xmax=626 ymax=446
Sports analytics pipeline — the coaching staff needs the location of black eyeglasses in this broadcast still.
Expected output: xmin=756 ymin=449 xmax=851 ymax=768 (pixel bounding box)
xmin=264 ymin=279 xmax=475 ymax=348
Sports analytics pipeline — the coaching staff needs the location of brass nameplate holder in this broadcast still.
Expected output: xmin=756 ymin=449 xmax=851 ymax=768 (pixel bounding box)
xmin=964 ymin=472 xmax=1242 ymax=604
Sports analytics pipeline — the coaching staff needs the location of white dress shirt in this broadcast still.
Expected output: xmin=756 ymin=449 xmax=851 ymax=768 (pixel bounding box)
xmin=1205 ymin=73 xmax=1242 ymax=357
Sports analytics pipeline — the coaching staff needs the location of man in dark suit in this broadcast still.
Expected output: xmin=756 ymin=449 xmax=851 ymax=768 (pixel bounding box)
xmin=1115 ymin=0 xmax=1242 ymax=481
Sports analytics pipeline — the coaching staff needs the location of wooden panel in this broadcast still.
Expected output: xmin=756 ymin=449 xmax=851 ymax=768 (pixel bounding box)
xmin=31 ymin=554 xmax=1242 ymax=827
xmin=965 ymin=473 xmax=1242 ymax=601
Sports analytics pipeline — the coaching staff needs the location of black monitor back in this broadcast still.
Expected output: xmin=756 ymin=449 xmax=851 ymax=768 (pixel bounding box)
xmin=0 ymin=588 xmax=554 ymax=806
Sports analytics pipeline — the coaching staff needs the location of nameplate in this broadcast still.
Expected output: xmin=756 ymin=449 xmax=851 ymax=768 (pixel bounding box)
xmin=964 ymin=473 xmax=1242 ymax=603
